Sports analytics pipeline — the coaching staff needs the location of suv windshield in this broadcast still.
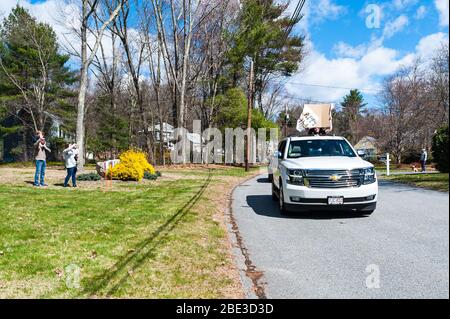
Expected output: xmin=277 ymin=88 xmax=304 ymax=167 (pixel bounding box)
xmin=287 ymin=139 xmax=356 ymax=158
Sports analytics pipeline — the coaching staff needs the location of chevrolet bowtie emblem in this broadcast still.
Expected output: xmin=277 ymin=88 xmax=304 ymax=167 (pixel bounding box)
xmin=329 ymin=175 xmax=342 ymax=182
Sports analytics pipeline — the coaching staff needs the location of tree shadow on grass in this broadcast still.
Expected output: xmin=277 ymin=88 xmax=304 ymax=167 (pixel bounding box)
xmin=81 ymin=171 xmax=213 ymax=297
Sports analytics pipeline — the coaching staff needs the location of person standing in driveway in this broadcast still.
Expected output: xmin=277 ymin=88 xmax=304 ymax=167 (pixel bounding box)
xmin=34 ymin=131 xmax=51 ymax=187
xmin=420 ymin=148 xmax=428 ymax=172
xmin=63 ymin=143 xmax=78 ymax=188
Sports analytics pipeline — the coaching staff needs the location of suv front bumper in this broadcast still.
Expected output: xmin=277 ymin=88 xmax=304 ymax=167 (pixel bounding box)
xmin=282 ymin=180 xmax=378 ymax=210
xmin=285 ymin=202 xmax=377 ymax=212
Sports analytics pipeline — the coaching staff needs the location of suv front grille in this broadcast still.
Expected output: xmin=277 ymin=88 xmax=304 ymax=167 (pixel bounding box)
xmin=304 ymin=169 xmax=362 ymax=188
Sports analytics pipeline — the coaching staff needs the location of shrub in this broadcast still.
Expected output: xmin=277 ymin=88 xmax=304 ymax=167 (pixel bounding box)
xmin=144 ymin=171 xmax=158 ymax=180
xmin=108 ymin=149 xmax=155 ymax=181
xmin=432 ymin=125 xmax=449 ymax=173
xmin=144 ymin=171 xmax=161 ymax=180
xmin=77 ymin=173 xmax=101 ymax=181
xmin=402 ymin=148 xmax=422 ymax=164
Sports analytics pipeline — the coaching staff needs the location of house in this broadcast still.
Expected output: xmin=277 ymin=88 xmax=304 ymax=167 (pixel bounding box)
xmin=354 ymin=136 xmax=378 ymax=160
xmin=153 ymin=122 xmax=174 ymax=144
xmin=47 ymin=112 xmax=76 ymax=142
xmin=187 ymin=132 xmax=204 ymax=154
xmin=147 ymin=122 xmax=206 ymax=162
xmin=149 ymin=122 xmax=204 ymax=152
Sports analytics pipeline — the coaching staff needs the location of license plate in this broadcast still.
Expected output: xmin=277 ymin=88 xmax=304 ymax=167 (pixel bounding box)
xmin=328 ymin=196 xmax=344 ymax=205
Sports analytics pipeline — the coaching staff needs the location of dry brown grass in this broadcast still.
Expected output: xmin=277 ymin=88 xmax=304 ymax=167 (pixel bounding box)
xmin=0 ymin=166 xmax=176 ymax=191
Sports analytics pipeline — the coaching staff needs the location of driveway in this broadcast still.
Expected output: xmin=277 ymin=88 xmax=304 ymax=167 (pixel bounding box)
xmin=231 ymin=175 xmax=449 ymax=299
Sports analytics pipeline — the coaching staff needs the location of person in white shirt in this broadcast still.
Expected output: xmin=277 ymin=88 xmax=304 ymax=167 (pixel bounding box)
xmin=63 ymin=143 xmax=79 ymax=187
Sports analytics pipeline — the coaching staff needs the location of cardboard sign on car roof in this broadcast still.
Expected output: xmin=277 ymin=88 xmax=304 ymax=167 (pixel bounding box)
xmin=296 ymin=103 xmax=334 ymax=132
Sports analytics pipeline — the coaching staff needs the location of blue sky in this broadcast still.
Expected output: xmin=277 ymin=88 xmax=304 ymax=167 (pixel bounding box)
xmin=1 ymin=0 xmax=449 ymax=108
xmin=313 ymin=1 xmax=442 ymax=57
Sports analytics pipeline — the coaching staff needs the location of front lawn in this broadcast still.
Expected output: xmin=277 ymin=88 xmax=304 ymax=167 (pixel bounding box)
xmin=379 ymin=173 xmax=449 ymax=192
xmin=0 ymin=165 xmax=255 ymax=298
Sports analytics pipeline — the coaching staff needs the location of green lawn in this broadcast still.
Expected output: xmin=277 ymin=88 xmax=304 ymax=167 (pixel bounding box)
xmin=373 ymin=164 xmax=438 ymax=175
xmin=0 ymin=166 xmax=253 ymax=298
xmin=379 ymin=173 xmax=449 ymax=192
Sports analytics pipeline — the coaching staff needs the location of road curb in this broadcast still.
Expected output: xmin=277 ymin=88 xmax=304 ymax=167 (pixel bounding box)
xmin=225 ymin=174 xmax=267 ymax=299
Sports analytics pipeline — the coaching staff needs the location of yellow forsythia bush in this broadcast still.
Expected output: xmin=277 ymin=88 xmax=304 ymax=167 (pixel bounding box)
xmin=108 ymin=149 xmax=155 ymax=181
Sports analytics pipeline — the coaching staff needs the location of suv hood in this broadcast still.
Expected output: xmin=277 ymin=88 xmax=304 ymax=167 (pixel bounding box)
xmin=282 ymin=156 xmax=373 ymax=170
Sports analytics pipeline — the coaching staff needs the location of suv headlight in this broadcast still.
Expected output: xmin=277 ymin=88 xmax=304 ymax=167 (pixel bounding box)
xmin=287 ymin=169 xmax=305 ymax=185
xmin=361 ymin=167 xmax=376 ymax=185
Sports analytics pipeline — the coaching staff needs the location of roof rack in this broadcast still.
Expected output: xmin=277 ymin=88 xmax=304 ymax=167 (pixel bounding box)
xmin=286 ymin=131 xmax=336 ymax=138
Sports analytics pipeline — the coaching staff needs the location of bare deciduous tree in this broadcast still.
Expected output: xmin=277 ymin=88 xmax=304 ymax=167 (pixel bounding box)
xmin=380 ymin=62 xmax=430 ymax=164
xmin=430 ymin=43 xmax=449 ymax=125
xmin=75 ymin=0 xmax=126 ymax=169
xmin=110 ymin=0 xmax=155 ymax=161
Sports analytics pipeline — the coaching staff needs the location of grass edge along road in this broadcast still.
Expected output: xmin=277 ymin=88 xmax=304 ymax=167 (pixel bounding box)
xmin=0 ymin=165 xmax=259 ymax=298
xmin=378 ymin=173 xmax=449 ymax=192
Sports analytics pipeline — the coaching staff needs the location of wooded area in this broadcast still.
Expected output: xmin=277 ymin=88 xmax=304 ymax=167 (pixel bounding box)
xmin=0 ymin=0 xmax=448 ymax=167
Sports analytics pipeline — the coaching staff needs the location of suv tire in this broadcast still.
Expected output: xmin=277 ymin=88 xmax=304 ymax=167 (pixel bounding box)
xmin=272 ymin=182 xmax=278 ymax=201
xmin=279 ymin=183 xmax=289 ymax=216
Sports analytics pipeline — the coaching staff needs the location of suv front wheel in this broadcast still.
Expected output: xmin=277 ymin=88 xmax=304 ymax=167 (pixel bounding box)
xmin=271 ymin=182 xmax=278 ymax=201
xmin=278 ymin=182 xmax=289 ymax=216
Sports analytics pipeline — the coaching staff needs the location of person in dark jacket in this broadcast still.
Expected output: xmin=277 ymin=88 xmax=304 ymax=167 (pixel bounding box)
xmin=420 ymin=149 xmax=428 ymax=172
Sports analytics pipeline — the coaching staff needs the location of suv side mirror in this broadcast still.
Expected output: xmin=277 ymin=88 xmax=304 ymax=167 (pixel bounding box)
xmin=274 ymin=151 xmax=283 ymax=159
xmin=357 ymin=150 xmax=366 ymax=157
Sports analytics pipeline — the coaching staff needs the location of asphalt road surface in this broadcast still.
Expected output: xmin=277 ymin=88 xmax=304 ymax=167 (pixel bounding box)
xmin=232 ymin=175 xmax=449 ymax=299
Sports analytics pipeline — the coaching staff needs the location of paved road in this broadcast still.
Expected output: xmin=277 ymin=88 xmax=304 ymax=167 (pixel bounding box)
xmin=232 ymin=175 xmax=449 ymax=299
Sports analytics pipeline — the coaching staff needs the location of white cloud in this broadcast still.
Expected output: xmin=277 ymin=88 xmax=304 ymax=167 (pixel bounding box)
xmin=287 ymin=0 xmax=346 ymax=35
xmin=415 ymin=32 xmax=449 ymax=60
xmin=333 ymin=42 xmax=367 ymax=59
xmin=361 ymin=0 xmax=417 ymax=21
xmin=360 ymin=14 xmax=410 ymax=49
xmin=0 ymin=0 xmax=125 ymax=68
xmin=435 ymin=0 xmax=449 ymax=26
xmin=286 ymin=50 xmax=365 ymax=103
xmin=312 ymin=0 xmax=347 ymax=22
xmin=415 ymin=5 xmax=427 ymax=19
xmin=284 ymin=40 xmax=403 ymax=103
xmin=285 ymin=31 xmax=447 ymax=103
xmin=392 ymin=0 xmax=419 ymax=10
xmin=0 ymin=0 xmax=20 ymax=18
xmin=383 ymin=15 xmax=409 ymax=39
xmin=0 ymin=0 xmax=78 ymax=47
xmin=359 ymin=47 xmax=411 ymax=76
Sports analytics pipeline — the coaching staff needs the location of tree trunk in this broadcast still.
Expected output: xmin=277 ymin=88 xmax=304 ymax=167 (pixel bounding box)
xmin=22 ymin=128 xmax=29 ymax=162
xmin=76 ymin=1 xmax=88 ymax=171
xmin=76 ymin=65 xmax=88 ymax=170
xmin=76 ymin=0 xmax=125 ymax=170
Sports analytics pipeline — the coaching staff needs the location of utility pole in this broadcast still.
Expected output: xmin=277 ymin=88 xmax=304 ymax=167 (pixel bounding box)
xmin=284 ymin=104 xmax=289 ymax=138
xmin=245 ymin=59 xmax=254 ymax=172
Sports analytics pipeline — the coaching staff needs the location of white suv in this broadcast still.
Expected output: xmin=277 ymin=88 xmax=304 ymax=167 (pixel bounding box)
xmin=269 ymin=135 xmax=378 ymax=215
